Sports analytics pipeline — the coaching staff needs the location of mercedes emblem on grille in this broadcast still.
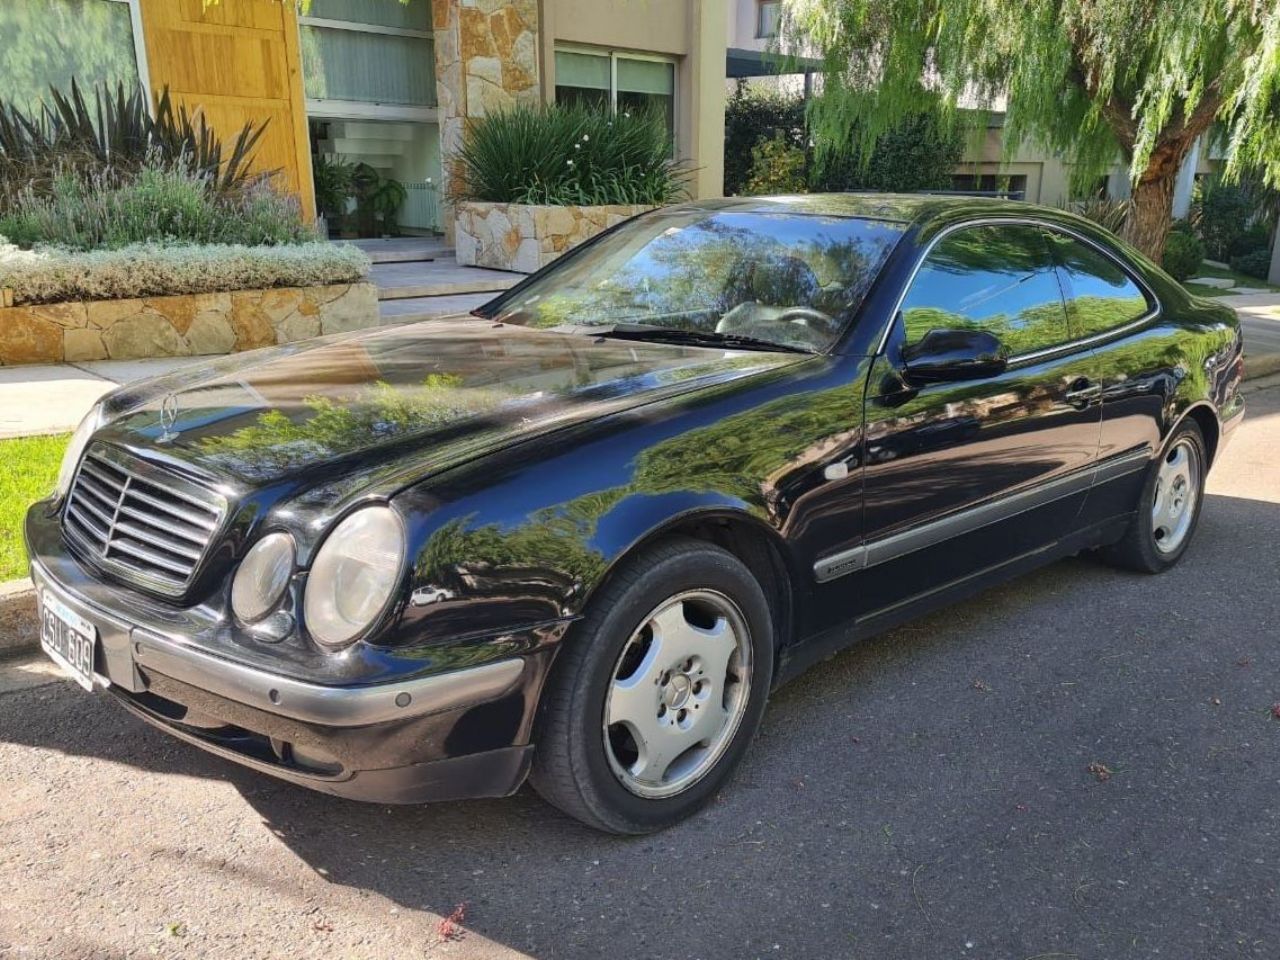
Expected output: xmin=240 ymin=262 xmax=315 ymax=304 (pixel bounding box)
xmin=158 ymin=393 xmax=180 ymax=443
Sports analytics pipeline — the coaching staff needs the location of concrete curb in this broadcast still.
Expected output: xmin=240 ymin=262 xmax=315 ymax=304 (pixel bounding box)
xmin=0 ymin=578 xmax=36 ymax=658
xmin=1244 ymin=352 xmax=1280 ymax=382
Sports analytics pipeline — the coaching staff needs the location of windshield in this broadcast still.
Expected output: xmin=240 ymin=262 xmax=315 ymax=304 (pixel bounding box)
xmin=486 ymin=208 xmax=906 ymax=352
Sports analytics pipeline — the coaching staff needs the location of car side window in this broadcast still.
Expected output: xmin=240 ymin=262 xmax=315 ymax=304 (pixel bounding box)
xmin=898 ymin=224 xmax=1069 ymax=357
xmin=1044 ymin=232 xmax=1153 ymax=340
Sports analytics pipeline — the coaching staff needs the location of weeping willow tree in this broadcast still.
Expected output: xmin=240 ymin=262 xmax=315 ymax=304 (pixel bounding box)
xmin=784 ymin=0 xmax=1280 ymax=258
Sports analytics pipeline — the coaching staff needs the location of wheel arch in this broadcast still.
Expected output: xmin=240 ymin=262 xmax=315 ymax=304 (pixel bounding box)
xmin=1170 ymin=401 xmax=1220 ymax=466
xmin=588 ymin=507 xmax=800 ymax=664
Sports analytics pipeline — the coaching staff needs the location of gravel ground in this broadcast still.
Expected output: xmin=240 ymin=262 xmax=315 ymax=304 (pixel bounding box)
xmin=1 ymin=384 xmax=1278 ymax=960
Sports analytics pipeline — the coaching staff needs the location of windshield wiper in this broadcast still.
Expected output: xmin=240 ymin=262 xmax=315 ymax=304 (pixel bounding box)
xmin=589 ymin=323 xmax=815 ymax=354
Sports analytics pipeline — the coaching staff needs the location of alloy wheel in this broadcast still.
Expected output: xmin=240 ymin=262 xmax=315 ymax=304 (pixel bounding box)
xmin=1151 ymin=438 xmax=1201 ymax=555
xmin=603 ymin=589 xmax=753 ymax=799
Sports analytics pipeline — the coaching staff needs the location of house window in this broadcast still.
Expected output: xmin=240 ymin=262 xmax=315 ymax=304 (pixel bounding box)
xmin=0 ymin=0 xmax=146 ymax=114
xmin=300 ymin=0 xmax=436 ymax=112
xmin=555 ymin=48 xmax=677 ymax=146
xmin=950 ymin=173 xmax=1029 ymax=199
xmin=757 ymin=0 xmax=782 ymax=39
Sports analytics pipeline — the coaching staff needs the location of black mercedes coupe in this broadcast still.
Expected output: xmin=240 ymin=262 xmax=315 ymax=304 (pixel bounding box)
xmin=26 ymin=195 xmax=1245 ymax=833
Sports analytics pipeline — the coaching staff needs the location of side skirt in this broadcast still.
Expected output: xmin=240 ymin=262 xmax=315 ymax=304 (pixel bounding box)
xmin=773 ymin=514 xmax=1132 ymax=687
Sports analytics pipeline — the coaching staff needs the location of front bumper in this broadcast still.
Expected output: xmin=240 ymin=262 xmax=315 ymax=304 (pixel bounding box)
xmin=26 ymin=506 xmax=566 ymax=804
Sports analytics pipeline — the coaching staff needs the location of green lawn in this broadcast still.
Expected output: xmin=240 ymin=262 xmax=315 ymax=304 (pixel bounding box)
xmin=1185 ymin=262 xmax=1280 ymax=294
xmin=0 ymin=434 xmax=69 ymax=582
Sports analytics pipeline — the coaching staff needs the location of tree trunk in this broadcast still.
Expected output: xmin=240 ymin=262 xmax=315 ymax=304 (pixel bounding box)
xmin=1123 ymin=174 xmax=1176 ymax=261
xmin=1121 ymin=141 xmax=1191 ymax=261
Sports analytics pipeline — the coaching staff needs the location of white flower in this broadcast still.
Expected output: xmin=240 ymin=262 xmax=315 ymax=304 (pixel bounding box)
xmin=574 ymin=142 xmax=581 ymax=150
xmin=582 ymin=134 xmax=590 ymax=142
xmin=567 ymin=159 xmax=575 ymax=167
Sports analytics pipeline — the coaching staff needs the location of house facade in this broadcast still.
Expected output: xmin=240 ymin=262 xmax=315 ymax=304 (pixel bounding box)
xmin=5 ymin=0 xmax=1220 ymax=243
xmin=5 ymin=0 xmax=728 ymax=237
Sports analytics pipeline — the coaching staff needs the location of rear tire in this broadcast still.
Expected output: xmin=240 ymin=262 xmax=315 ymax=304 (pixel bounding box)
xmin=530 ymin=538 xmax=773 ymax=834
xmin=1100 ymin=420 xmax=1207 ymax=574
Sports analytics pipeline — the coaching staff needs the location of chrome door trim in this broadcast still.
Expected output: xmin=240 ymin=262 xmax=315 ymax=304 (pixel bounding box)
xmin=874 ymin=216 xmax=1163 ymax=361
xmin=812 ymin=448 xmax=1151 ymax=583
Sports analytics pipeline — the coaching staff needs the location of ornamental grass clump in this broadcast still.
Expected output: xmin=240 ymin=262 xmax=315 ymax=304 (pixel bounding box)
xmin=456 ymin=103 xmax=687 ymax=206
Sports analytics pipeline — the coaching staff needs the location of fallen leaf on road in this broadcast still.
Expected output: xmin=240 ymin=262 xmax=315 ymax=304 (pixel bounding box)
xmin=1087 ymin=762 xmax=1113 ymax=782
xmin=1270 ymin=703 xmax=1280 ymax=720
xmin=437 ymin=903 xmax=468 ymax=941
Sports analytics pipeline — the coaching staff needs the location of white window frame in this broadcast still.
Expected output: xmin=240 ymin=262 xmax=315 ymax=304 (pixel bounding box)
xmin=553 ymin=45 xmax=678 ymax=151
xmin=298 ymin=8 xmax=438 ymax=123
xmin=757 ymin=0 xmax=782 ymax=39
xmin=102 ymin=0 xmax=152 ymax=105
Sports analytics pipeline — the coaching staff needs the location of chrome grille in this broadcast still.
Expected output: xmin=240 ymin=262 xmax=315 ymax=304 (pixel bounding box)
xmin=63 ymin=443 xmax=226 ymax=596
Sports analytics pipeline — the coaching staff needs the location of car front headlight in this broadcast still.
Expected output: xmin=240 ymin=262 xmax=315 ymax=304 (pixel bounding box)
xmin=54 ymin=402 xmax=108 ymax=499
xmin=303 ymin=506 xmax=405 ymax=650
xmin=231 ymin=532 xmax=296 ymax=624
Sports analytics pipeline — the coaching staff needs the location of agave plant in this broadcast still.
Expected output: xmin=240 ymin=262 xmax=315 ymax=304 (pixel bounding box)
xmin=0 ymin=79 xmax=270 ymax=205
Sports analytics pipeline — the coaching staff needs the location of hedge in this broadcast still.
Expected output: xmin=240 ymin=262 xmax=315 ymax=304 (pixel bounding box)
xmin=0 ymin=240 xmax=371 ymax=306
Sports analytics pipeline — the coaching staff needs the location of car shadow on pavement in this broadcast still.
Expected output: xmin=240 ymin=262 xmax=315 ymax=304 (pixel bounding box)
xmin=4 ymin=492 xmax=1279 ymax=959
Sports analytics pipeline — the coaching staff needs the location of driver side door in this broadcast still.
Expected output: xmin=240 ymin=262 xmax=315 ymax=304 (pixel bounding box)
xmin=838 ymin=221 xmax=1104 ymax=619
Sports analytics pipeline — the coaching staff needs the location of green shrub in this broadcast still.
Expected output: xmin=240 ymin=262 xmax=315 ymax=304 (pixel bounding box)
xmin=810 ymin=113 xmax=963 ymax=193
xmin=0 ymin=239 xmax=370 ymax=305
xmin=0 ymin=164 xmax=314 ymax=250
xmin=1197 ymin=182 xmax=1254 ymax=260
xmin=724 ymin=85 xmax=807 ymax=196
xmin=1229 ymin=222 xmax=1271 ymax=258
xmin=1230 ymin=248 xmax=1272 ymax=280
xmin=1162 ymin=230 xmax=1205 ymax=280
xmin=456 ymin=103 xmax=686 ymax=206
xmin=744 ymin=134 xmax=808 ymax=195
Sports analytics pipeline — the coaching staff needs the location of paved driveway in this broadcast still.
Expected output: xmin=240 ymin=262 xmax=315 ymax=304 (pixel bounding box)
xmin=1 ymin=386 xmax=1278 ymax=960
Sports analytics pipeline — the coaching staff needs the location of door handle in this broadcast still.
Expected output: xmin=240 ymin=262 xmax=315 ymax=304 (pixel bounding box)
xmin=1065 ymin=379 xmax=1102 ymax=407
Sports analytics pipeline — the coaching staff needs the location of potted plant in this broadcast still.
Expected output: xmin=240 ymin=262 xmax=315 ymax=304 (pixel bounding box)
xmin=311 ymin=153 xmax=353 ymax=238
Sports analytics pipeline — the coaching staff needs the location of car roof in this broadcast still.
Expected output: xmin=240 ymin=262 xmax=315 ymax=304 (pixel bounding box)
xmin=682 ymin=193 xmax=1078 ymax=229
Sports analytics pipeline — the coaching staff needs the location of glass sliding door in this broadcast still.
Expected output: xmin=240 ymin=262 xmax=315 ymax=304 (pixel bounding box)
xmin=298 ymin=0 xmax=442 ymax=237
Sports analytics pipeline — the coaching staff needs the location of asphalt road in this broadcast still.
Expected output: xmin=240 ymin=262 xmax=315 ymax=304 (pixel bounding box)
xmin=2 ymin=384 xmax=1278 ymax=960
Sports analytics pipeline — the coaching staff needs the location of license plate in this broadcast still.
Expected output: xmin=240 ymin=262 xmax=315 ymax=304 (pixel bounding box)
xmin=39 ymin=589 xmax=98 ymax=692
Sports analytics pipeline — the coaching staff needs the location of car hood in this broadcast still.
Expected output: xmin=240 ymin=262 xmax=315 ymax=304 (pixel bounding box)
xmin=98 ymin=316 xmax=803 ymax=492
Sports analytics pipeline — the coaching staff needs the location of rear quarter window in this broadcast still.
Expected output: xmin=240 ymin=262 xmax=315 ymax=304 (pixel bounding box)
xmin=1045 ymin=232 xmax=1153 ymax=340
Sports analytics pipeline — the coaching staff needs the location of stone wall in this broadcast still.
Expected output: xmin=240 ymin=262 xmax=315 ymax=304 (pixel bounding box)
xmin=432 ymin=0 xmax=541 ymax=240
xmin=0 ymin=282 xmax=379 ymax=366
xmin=456 ymin=201 xmax=652 ymax=273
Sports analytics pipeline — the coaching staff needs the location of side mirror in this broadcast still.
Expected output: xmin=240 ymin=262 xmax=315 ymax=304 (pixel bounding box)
xmin=901 ymin=328 xmax=1007 ymax=384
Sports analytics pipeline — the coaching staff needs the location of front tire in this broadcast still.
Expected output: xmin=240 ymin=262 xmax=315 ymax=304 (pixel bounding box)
xmin=530 ymin=538 xmax=773 ymax=834
xmin=1101 ymin=420 xmax=1207 ymax=573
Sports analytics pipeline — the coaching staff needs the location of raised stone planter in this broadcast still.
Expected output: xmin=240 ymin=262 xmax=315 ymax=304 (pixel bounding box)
xmin=0 ymin=281 xmax=378 ymax=366
xmin=455 ymin=201 xmax=652 ymax=273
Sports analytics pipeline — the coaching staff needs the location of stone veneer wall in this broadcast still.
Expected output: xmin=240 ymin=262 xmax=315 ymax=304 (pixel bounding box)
xmin=431 ymin=0 xmax=541 ymax=241
xmin=456 ymin=201 xmax=653 ymax=273
xmin=0 ymin=282 xmax=378 ymax=366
